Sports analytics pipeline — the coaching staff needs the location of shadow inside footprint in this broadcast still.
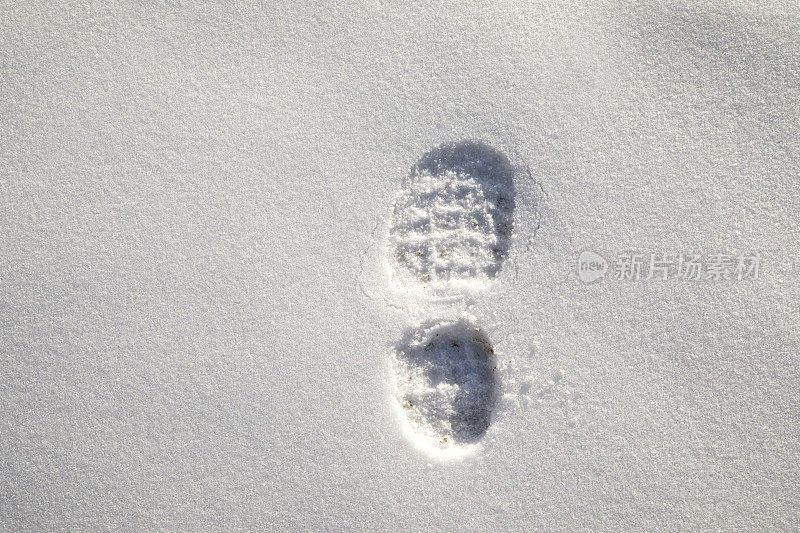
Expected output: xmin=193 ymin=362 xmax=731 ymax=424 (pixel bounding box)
xmin=394 ymin=318 xmax=498 ymax=448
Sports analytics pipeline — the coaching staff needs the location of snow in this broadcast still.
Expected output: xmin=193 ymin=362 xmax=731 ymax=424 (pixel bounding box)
xmin=2 ymin=0 xmax=799 ymax=530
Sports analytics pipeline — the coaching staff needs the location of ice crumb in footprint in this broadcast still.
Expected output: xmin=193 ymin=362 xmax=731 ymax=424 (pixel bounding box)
xmin=388 ymin=140 xmax=516 ymax=295
xmin=392 ymin=316 xmax=498 ymax=456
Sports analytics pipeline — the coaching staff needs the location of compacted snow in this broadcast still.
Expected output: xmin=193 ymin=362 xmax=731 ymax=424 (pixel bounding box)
xmin=392 ymin=316 xmax=498 ymax=454
xmin=2 ymin=1 xmax=799 ymax=530
xmin=389 ymin=140 xmax=516 ymax=290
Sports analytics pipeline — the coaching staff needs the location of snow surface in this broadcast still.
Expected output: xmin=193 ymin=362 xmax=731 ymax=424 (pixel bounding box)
xmin=2 ymin=0 xmax=800 ymax=530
